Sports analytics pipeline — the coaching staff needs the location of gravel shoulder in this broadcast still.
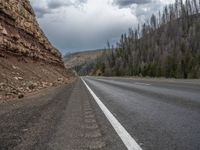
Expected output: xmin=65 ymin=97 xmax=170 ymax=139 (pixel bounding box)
xmin=0 ymin=78 xmax=125 ymax=150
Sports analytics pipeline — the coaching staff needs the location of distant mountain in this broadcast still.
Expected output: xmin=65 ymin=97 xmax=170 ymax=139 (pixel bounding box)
xmin=63 ymin=49 xmax=104 ymax=75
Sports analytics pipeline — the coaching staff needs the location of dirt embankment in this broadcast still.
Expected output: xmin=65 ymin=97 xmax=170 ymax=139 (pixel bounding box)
xmin=0 ymin=55 xmax=75 ymax=100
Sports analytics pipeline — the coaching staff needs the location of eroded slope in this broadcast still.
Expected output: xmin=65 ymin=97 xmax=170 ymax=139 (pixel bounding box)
xmin=0 ymin=0 xmax=73 ymax=100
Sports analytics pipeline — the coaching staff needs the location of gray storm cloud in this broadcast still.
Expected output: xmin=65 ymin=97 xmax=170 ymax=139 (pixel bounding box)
xmin=33 ymin=7 xmax=51 ymax=18
xmin=48 ymin=1 xmax=72 ymax=9
xmin=30 ymin=0 xmax=175 ymax=54
xmin=48 ymin=0 xmax=87 ymax=9
xmin=31 ymin=0 xmax=87 ymax=18
xmin=113 ymin=0 xmax=152 ymax=7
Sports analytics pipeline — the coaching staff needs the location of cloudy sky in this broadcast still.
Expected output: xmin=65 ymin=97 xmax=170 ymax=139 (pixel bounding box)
xmin=30 ymin=0 xmax=175 ymax=54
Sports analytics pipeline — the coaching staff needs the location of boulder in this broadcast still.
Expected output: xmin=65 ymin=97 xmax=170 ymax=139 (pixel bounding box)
xmin=18 ymin=93 xmax=24 ymax=99
xmin=27 ymin=81 xmax=38 ymax=90
xmin=2 ymin=28 xmax=8 ymax=35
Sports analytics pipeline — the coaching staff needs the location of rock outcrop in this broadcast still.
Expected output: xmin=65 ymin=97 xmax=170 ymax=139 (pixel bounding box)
xmin=0 ymin=0 xmax=74 ymax=101
xmin=0 ymin=0 xmax=62 ymax=65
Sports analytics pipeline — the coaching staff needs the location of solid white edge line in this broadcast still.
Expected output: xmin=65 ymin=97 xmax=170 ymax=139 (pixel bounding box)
xmin=81 ymin=78 xmax=143 ymax=150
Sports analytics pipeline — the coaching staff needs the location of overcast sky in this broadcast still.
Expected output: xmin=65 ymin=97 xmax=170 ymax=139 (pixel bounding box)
xmin=30 ymin=0 xmax=175 ymax=54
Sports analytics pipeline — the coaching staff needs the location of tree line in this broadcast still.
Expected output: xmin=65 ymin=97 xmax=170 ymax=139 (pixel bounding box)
xmin=80 ymin=0 xmax=200 ymax=78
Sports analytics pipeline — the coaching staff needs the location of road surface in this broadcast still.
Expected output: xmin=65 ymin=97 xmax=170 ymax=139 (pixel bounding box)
xmin=0 ymin=77 xmax=200 ymax=150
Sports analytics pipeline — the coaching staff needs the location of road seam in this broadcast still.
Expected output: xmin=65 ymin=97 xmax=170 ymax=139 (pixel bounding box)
xmin=82 ymin=78 xmax=143 ymax=150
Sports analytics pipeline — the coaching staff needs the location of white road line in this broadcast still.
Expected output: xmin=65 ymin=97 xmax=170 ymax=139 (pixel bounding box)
xmin=134 ymin=82 xmax=151 ymax=86
xmin=81 ymin=78 xmax=143 ymax=150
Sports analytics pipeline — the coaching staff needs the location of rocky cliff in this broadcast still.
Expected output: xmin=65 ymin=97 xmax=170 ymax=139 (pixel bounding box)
xmin=0 ymin=0 xmax=63 ymax=64
xmin=0 ymin=0 xmax=73 ymax=101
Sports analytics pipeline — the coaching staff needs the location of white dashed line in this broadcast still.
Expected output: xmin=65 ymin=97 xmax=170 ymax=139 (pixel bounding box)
xmin=82 ymin=78 xmax=143 ymax=150
xmin=134 ymin=82 xmax=151 ymax=86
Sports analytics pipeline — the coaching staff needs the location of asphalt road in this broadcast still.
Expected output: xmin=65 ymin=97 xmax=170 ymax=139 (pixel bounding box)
xmin=0 ymin=77 xmax=200 ymax=150
xmin=83 ymin=77 xmax=200 ymax=150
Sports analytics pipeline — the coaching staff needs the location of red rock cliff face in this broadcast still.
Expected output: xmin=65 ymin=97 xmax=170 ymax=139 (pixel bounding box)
xmin=0 ymin=0 xmax=63 ymax=65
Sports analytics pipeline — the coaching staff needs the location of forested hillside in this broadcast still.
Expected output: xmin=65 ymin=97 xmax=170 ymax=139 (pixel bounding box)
xmin=90 ymin=0 xmax=200 ymax=78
